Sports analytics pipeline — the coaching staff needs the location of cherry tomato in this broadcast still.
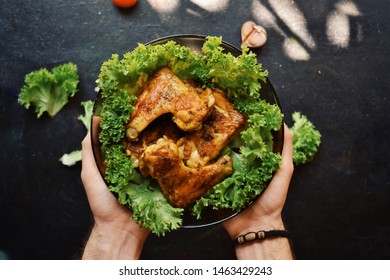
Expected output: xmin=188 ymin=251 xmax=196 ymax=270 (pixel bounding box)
xmin=112 ymin=0 xmax=138 ymax=8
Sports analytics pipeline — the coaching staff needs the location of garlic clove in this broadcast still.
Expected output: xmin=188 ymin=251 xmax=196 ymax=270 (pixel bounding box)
xmin=241 ymin=21 xmax=268 ymax=48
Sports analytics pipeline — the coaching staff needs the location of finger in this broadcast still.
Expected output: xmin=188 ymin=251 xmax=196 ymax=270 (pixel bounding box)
xmin=279 ymin=124 xmax=294 ymax=176
xmin=263 ymin=124 xmax=294 ymax=197
xmin=91 ymin=116 xmax=102 ymax=148
xmin=81 ymin=132 xmax=100 ymax=179
xmin=81 ymin=132 xmax=110 ymax=196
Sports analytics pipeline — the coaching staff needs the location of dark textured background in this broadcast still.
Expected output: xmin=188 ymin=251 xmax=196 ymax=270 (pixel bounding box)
xmin=1 ymin=0 xmax=389 ymax=260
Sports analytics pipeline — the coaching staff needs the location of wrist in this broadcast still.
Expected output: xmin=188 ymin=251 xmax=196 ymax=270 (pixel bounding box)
xmin=225 ymin=216 xmax=293 ymax=260
xmin=82 ymin=220 xmax=149 ymax=260
xmin=234 ymin=234 xmax=292 ymax=260
xmin=225 ymin=214 xmax=285 ymax=239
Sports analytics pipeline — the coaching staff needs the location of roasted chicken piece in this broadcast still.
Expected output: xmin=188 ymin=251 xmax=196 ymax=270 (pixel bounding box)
xmin=177 ymin=89 xmax=247 ymax=167
xmin=139 ymin=137 xmax=233 ymax=208
xmin=123 ymin=69 xmax=246 ymax=208
xmin=124 ymin=115 xmax=183 ymax=167
xmin=126 ymin=67 xmax=215 ymax=140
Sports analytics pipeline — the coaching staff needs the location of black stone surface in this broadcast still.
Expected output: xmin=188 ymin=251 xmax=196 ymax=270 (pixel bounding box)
xmin=1 ymin=0 xmax=389 ymax=259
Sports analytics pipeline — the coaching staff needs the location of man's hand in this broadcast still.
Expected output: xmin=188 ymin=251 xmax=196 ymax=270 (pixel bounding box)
xmin=81 ymin=132 xmax=149 ymax=259
xmin=224 ymin=124 xmax=294 ymax=259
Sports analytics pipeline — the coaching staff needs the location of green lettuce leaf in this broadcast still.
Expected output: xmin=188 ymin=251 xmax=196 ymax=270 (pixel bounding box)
xmin=18 ymin=62 xmax=79 ymax=118
xmin=78 ymin=100 xmax=94 ymax=131
xmin=60 ymin=100 xmax=94 ymax=166
xmin=104 ymin=144 xmax=183 ymax=235
xmin=291 ymin=112 xmax=321 ymax=165
xmin=59 ymin=150 xmax=82 ymax=167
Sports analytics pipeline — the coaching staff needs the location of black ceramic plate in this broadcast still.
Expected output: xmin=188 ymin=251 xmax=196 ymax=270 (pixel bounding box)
xmin=91 ymin=35 xmax=283 ymax=228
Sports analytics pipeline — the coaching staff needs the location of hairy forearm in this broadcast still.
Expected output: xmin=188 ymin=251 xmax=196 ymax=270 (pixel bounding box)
xmin=82 ymin=222 xmax=147 ymax=260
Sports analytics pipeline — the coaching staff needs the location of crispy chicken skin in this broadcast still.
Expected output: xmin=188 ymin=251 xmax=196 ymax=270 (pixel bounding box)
xmin=126 ymin=67 xmax=215 ymax=140
xmin=177 ymin=89 xmax=247 ymax=167
xmin=124 ymin=115 xmax=183 ymax=167
xmin=125 ymin=89 xmax=246 ymax=169
xmin=139 ymin=137 xmax=233 ymax=208
xmin=123 ymin=68 xmax=246 ymax=208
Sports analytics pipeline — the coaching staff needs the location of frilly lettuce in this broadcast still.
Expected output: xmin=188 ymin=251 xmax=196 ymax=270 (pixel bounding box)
xmin=291 ymin=112 xmax=321 ymax=165
xmin=60 ymin=100 xmax=94 ymax=166
xmin=18 ymin=62 xmax=79 ymax=118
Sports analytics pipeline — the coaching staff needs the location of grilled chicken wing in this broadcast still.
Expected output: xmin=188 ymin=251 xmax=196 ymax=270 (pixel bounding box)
xmin=126 ymin=67 xmax=215 ymax=140
xmin=139 ymin=137 xmax=233 ymax=208
xmin=177 ymin=89 xmax=247 ymax=167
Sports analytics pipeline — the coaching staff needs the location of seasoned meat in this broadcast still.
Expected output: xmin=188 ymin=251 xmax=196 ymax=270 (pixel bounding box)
xmin=123 ymin=68 xmax=247 ymax=208
xmin=126 ymin=67 xmax=215 ymax=140
xmin=177 ymin=89 xmax=247 ymax=167
xmin=124 ymin=115 xmax=184 ymax=167
xmin=139 ymin=137 xmax=233 ymax=208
